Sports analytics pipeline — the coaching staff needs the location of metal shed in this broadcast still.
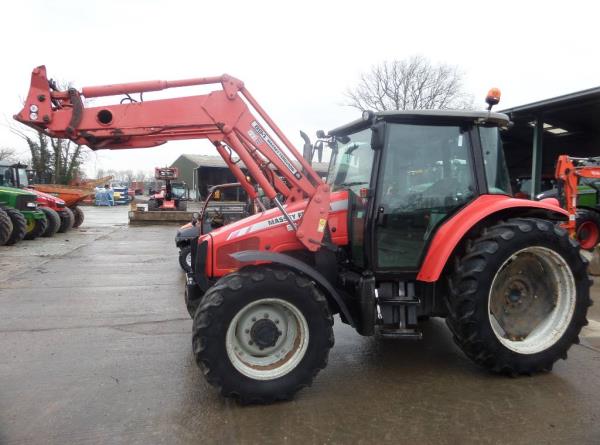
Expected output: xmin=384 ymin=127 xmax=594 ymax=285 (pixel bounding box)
xmin=501 ymin=87 xmax=600 ymax=196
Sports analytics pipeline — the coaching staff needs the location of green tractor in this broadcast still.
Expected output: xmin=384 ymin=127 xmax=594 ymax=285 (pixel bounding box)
xmin=0 ymin=185 xmax=47 ymax=245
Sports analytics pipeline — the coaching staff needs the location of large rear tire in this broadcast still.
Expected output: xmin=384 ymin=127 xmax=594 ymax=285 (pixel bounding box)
xmin=446 ymin=218 xmax=591 ymax=375
xmin=72 ymin=206 xmax=85 ymax=228
xmin=193 ymin=265 xmax=334 ymax=404
xmin=575 ymin=209 xmax=600 ymax=251
xmin=0 ymin=208 xmax=13 ymax=245
xmin=58 ymin=207 xmax=74 ymax=233
xmin=24 ymin=214 xmax=48 ymax=240
xmin=40 ymin=207 xmax=61 ymax=237
xmin=4 ymin=208 xmax=27 ymax=245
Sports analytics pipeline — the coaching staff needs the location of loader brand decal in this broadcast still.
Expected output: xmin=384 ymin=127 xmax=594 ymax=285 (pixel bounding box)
xmin=250 ymin=121 xmax=302 ymax=180
xmin=225 ymin=200 xmax=348 ymax=241
xmin=226 ymin=210 xmax=304 ymax=240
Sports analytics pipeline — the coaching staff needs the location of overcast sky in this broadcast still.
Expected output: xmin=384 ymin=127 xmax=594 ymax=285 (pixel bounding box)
xmin=1 ymin=0 xmax=599 ymax=178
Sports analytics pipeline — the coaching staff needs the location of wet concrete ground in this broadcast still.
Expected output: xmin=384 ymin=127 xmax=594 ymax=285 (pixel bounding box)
xmin=1 ymin=206 xmax=600 ymax=444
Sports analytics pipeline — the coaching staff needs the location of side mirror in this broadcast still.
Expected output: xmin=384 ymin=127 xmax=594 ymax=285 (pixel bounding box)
xmin=370 ymin=121 xmax=386 ymax=150
xmin=314 ymin=141 xmax=323 ymax=163
xmin=316 ymin=130 xmax=326 ymax=139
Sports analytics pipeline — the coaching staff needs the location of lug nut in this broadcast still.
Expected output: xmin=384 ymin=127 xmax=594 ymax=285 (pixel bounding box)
xmin=245 ymin=329 xmax=250 ymax=334
xmin=275 ymin=319 xmax=279 ymax=324
xmin=251 ymin=317 xmax=256 ymax=322
xmin=248 ymin=340 xmax=253 ymax=345
xmin=264 ymin=313 xmax=269 ymax=318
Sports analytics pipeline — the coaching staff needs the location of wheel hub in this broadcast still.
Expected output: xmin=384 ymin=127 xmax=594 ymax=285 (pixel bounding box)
xmin=491 ymin=254 xmax=556 ymax=339
xmin=226 ymin=298 xmax=310 ymax=380
xmin=488 ymin=246 xmax=576 ymax=354
xmin=250 ymin=318 xmax=282 ymax=349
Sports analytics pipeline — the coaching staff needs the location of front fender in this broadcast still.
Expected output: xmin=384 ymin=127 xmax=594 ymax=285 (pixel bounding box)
xmin=231 ymin=250 xmax=355 ymax=327
xmin=175 ymin=223 xmax=200 ymax=247
xmin=417 ymin=195 xmax=567 ymax=282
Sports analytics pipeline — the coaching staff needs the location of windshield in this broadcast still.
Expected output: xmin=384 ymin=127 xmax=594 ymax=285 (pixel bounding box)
xmin=0 ymin=166 xmax=16 ymax=187
xmin=172 ymin=185 xmax=186 ymax=198
xmin=18 ymin=169 xmax=29 ymax=187
xmin=480 ymin=126 xmax=511 ymax=195
xmin=327 ymin=128 xmax=374 ymax=194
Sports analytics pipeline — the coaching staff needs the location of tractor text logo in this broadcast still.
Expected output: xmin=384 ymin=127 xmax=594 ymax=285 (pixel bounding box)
xmin=266 ymin=210 xmax=304 ymax=227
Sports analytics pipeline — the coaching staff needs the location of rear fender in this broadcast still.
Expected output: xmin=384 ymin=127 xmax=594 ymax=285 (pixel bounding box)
xmin=231 ymin=250 xmax=355 ymax=327
xmin=417 ymin=195 xmax=568 ymax=282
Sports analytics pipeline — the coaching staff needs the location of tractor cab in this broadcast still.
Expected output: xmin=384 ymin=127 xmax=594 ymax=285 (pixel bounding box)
xmin=324 ymin=110 xmax=512 ymax=273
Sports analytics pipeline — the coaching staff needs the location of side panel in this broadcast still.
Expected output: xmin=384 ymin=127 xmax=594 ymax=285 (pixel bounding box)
xmin=207 ymin=192 xmax=349 ymax=277
xmin=417 ymin=194 xmax=568 ymax=282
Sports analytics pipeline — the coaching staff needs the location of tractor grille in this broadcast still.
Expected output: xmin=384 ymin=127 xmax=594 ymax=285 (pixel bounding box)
xmin=15 ymin=194 xmax=35 ymax=211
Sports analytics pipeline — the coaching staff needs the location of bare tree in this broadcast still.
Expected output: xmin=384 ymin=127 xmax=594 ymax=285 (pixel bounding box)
xmin=11 ymin=126 xmax=87 ymax=184
xmin=0 ymin=147 xmax=17 ymax=162
xmin=346 ymin=55 xmax=473 ymax=111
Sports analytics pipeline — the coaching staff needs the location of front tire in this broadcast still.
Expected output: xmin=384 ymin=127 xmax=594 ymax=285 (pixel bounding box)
xmin=40 ymin=207 xmax=61 ymax=237
xmin=58 ymin=207 xmax=74 ymax=233
xmin=4 ymin=208 xmax=27 ymax=245
xmin=179 ymin=245 xmax=192 ymax=273
xmin=72 ymin=206 xmax=85 ymax=228
xmin=0 ymin=208 xmax=13 ymax=245
xmin=24 ymin=214 xmax=48 ymax=240
xmin=192 ymin=266 xmax=334 ymax=403
xmin=446 ymin=218 xmax=591 ymax=375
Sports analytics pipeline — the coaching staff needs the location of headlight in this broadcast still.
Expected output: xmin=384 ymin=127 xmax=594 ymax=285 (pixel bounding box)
xmin=26 ymin=202 xmax=37 ymax=208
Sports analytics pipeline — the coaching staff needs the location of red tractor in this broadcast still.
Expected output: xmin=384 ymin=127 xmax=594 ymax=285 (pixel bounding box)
xmin=15 ymin=68 xmax=591 ymax=403
xmin=148 ymin=167 xmax=188 ymax=211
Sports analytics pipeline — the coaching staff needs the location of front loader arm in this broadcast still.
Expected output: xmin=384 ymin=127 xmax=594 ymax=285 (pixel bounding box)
xmin=555 ymin=154 xmax=600 ymax=236
xmin=15 ymin=66 xmax=330 ymax=251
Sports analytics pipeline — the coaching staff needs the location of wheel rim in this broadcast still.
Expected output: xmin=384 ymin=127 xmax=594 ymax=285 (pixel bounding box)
xmin=488 ymin=246 xmax=576 ymax=355
xmin=226 ymin=298 xmax=309 ymax=380
xmin=577 ymin=221 xmax=599 ymax=250
xmin=25 ymin=218 xmax=35 ymax=233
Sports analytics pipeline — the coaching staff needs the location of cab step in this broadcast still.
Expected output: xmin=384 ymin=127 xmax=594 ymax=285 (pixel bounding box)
xmin=379 ymin=327 xmax=423 ymax=340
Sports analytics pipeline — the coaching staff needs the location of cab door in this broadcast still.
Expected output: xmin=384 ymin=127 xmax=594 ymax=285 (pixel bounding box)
xmin=372 ymin=123 xmax=477 ymax=272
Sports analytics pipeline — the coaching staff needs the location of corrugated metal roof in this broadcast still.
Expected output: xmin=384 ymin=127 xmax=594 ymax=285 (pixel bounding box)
xmin=501 ymin=86 xmax=600 ymax=116
xmin=175 ymin=154 xmax=330 ymax=173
